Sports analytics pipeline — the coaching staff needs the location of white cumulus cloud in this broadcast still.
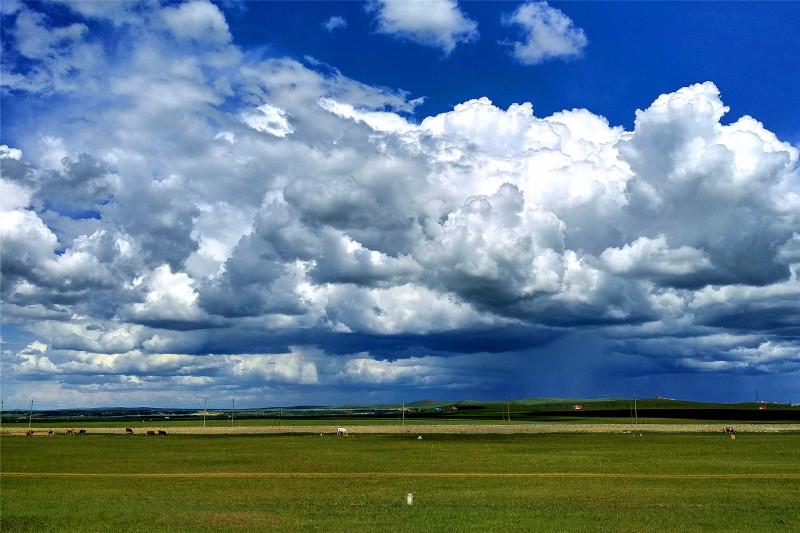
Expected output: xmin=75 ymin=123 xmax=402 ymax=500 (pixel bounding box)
xmin=161 ymin=0 xmax=231 ymax=45
xmin=2 ymin=0 xmax=799 ymax=406
xmin=368 ymin=0 xmax=478 ymax=54
xmin=502 ymin=1 xmax=588 ymax=65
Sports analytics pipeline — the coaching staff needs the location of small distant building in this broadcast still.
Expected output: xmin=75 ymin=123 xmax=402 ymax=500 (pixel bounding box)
xmin=758 ymin=404 xmax=768 ymax=411
xmin=573 ymin=403 xmax=583 ymax=410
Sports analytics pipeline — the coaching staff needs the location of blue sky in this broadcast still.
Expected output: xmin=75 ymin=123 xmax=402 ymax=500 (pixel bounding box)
xmin=1 ymin=1 xmax=799 ymax=408
xmin=225 ymin=1 xmax=800 ymax=140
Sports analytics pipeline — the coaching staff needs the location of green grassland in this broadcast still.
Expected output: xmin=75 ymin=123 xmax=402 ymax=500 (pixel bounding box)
xmin=2 ymin=433 xmax=798 ymax=531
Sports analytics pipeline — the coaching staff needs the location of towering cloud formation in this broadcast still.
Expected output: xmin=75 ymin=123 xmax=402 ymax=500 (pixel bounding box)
xmin=0 ymin=2 xmax=797 ymax=407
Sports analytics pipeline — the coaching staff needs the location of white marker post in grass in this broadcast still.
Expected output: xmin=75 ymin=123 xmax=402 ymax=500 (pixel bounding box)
xmin=406 ymin=493 xmax=413 ymax=506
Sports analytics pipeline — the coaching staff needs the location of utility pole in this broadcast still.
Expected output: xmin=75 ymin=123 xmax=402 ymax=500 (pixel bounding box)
xmin=203 ymin=398 xmax=207 ymax=428
xmin=231 ymin=397 xmax=235 ymax=427
xmin=402 ymin=402 xmax=405 ymax=427
xmin=28 ymin=400 xmax=33 ymax=429
xmin=634 ymin=397 xmax=638 ymax=425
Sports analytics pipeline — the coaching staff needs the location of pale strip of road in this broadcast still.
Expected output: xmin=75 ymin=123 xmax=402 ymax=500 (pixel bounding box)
xmin=2 ymin=423 xmax=800 ymax=435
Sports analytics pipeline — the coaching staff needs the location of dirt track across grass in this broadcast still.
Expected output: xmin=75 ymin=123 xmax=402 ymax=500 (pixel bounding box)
xmin=3 ymin=422 xmax=799 ymax=436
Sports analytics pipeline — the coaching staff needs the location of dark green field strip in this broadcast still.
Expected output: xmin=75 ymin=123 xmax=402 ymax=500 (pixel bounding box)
xmin=2 ymin=434 xmax=798 ymax=478
xmin=3 ymin=471 xmax=800 ymax=479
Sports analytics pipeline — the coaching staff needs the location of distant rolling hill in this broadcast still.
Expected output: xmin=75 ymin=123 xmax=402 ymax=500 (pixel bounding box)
xmin=3 ymin=397 xmax=798 ymax=423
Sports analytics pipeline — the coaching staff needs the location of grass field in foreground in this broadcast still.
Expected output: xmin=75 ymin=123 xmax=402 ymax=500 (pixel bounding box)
xmin=2 ymin=433 xmax=799 ymax=531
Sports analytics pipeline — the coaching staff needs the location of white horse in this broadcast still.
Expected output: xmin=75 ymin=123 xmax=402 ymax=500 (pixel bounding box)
xmin=336 ymin=427 xmax=348 ymax=437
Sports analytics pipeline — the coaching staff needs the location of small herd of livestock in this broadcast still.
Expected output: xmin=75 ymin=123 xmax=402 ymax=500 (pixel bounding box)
xmin=24 ymin=428 xmax=168 ymax=437
xmin=19 ymin=426 xmax=741 ymax=438
xmin=23 ymin=427 xmax=350 ymax=437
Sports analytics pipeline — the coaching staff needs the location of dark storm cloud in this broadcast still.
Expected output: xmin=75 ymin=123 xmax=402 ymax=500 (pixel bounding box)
xmin=173 ymin=324 xmax=562 ymax=358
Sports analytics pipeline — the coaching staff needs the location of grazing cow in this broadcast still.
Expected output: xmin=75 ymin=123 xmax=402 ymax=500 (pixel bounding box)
xmin=158 ymin=430 xmax=167 ymax=436
xmin=336 ymin=427 xmax=348 ymax=437
xmin=48 ymin=430 xmax=55 ymax=436
xmin=723 ymin=426 xmax=736 ymax=435
xmin=65 ymin=428 xmax=75 ymax=436
xmin=78 ymin=429 xmax=86 ymax=435
xmin=146 ymin=430 xmax=156 ymax=436
xmin=25 ymin=430 xmax=34 ymax=437
xmin=125 ymin=427 xmax=134 ymax=435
